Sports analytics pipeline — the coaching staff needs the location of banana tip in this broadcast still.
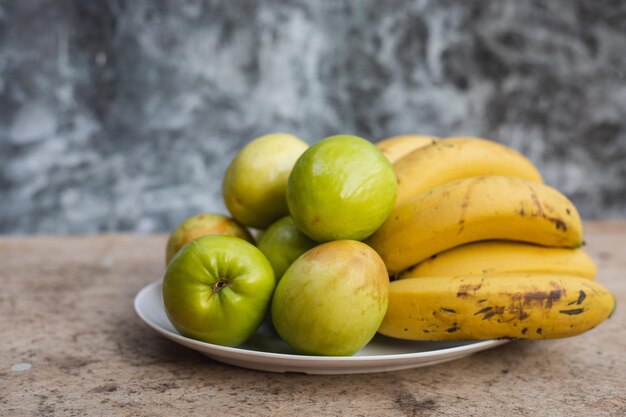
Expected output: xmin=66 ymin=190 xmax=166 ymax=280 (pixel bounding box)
xmin=609 ymin=293 xmax=617 ymax=319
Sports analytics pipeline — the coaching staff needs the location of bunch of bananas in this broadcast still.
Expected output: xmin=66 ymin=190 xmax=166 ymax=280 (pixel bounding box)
xmin=367 ymin=135 xmax=616 ymax=341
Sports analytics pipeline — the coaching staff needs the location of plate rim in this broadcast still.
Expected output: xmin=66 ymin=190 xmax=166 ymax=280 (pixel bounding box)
xmin=134 ymin=280 xmax=509 ymax=364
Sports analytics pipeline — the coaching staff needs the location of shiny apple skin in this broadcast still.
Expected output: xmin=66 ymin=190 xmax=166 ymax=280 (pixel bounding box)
xmin=165 ymin=213 xmax=254 ymax=265
xmin=287 ymin=135 xmax=397 ymax=242
xmin=222 ymin=133 xmax=308 ymax=229
xmin=271 ymin=240 xmax=389 ymax=356
xmin=257 ymin=216 xmax=317 ymax=281
xmin=163 ymin=235 xmax=275 ymax=347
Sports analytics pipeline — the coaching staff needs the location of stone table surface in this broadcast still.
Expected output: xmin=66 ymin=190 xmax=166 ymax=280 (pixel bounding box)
xmin=1 ymin=221 xmax=625 ymax=416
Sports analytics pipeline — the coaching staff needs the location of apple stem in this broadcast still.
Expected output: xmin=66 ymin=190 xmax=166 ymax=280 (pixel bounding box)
xmin=212 ymin=279 xmax=231 ymax=293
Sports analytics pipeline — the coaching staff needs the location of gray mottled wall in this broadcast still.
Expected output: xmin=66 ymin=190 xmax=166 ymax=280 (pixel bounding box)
xmin=1 ymin=0 xmax=625 ymax=234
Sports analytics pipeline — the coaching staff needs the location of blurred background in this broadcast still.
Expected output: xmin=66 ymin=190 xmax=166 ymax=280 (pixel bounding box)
xmin=1 ymin=0 xmax=625 ymax=235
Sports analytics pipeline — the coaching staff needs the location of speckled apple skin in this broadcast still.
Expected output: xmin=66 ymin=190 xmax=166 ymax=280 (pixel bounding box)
xmin=271 ymin=240 xmax=389 ymax=356
xmin=163 ymin=235 xmax=275 ymax=347
xmin=222 ymin=133 xmax=309 ymax=229
xmin=287 ymin=135 xmax=397 ymax=242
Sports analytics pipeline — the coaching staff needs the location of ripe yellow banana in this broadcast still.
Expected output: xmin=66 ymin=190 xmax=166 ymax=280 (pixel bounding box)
xmin=379 ymin=275 xmax=615 ymax=341
xmin=376 ymin=135 xmax=438 ymax=163
xmin=365 ymin=176 xmax=583 ymax=275
xmin=393 ymin=137 xmax=543 ymax=207
xmin=402 ymin=241 xmax=596 ymax=280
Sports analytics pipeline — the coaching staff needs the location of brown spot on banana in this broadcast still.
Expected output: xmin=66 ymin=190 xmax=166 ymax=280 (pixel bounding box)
xmin=380 ymin=270 xmax=613 ymax=341
xmin=457 ymin=219 xmax=465 ymax=235
xmin=474 ymin=306 xmax=493 ymax=315
xmin=482 ymin=306 xmax=505 ymax=320
xmin=457 ymin=282 xmax=483 ymax=298
xmin=552 ymin=218 xmax=567 ymax=231
xmin=527 ymin=184 xmax=546 ymax=218
xmin=526 ymin=183 xmax=569 ymax=232
xmin=559 ymin=308 xmax=585 ymax=315
xmin=366 ymin=177 xmax=583 ymax=275
xmin=457 ymin=177 xmax=483 ymax=235
xmin=568 ymin=290 xmax=587 ymax=305
xmin=511 ymin=288 xmax=563 ymax=309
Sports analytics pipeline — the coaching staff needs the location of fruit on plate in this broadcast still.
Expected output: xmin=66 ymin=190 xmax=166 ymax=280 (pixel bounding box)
xmin=271 ymin=240 xmax=389 ymax=356
xmin=257 ymin=216 xmax=317 ymax=281
xmin=165 ymin=213 xmax=254 ymax=265
xmin=393 ymin=136 xmax=543 ymax=207
xmin=402 ymin=241 xmax=596 ymax=280
xmin=287 ymin=135 xmax=397 ymax=242
xmin=365 ymin=176 xmax=583 ymax=275
xmin=376 ymin=134 xmax=438 ymax=163
xmin=222 ymin=133 xmax=308 ymax=229
xmin=379 ymin=274 xmax=616 ymax=340
xmin=163 ymin=235 xmax=275 ymax=347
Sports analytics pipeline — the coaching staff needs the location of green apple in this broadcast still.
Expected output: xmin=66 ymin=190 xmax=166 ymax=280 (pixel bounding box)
xmin=287 ymin=135 xmax=397 ymax=242
xmin=257 ymin=216 xmax=317 ymax=281
xmin=222 ymin=133 xmax=308 ymax=229
xmin=271 ymin=240 xmax=389 ymax=356
xmin=165 ymin=213 xmax=254 ymax=265
xmin=163 ymin=235 xmax=275 ymax=347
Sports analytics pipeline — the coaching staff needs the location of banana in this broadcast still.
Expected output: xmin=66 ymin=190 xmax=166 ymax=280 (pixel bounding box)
xmin=379 ymin=275 xmax=615 ymax=341
xmin=376 ymin=135 xmax=438 ymax=163
xmin=365 ymin=176 xmax=583 ymax=275
xmin=402 ymin=241 xmax=596 ymax=280
xmin=393 ymin=137 xmax=543 ymax=207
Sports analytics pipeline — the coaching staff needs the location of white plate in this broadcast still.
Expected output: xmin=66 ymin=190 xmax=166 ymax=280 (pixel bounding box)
xmin=134 ymin=280 xmax=508 ymax=374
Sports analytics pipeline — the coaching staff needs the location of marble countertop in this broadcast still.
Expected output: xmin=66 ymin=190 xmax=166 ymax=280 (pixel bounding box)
xmin=2 ymin=222 xmax=624 ymax=416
